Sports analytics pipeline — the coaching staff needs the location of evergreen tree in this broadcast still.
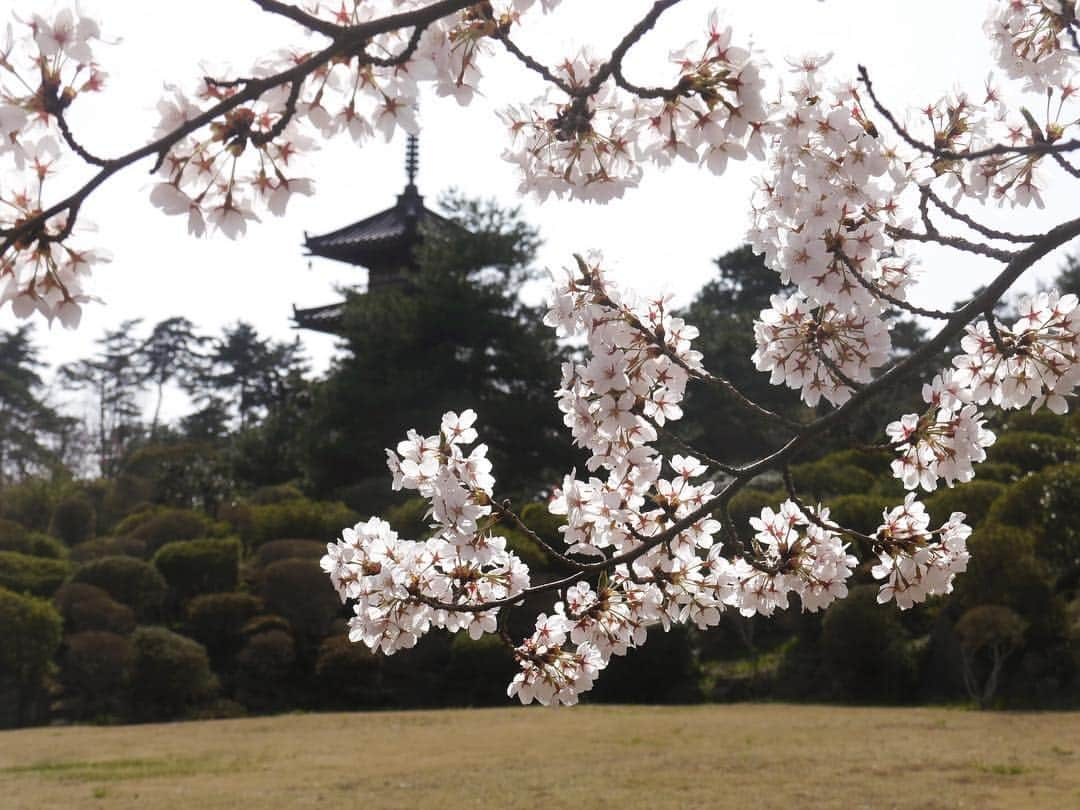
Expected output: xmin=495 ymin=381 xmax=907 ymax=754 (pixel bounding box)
xmin=303 ymin=192 xmax=575 ymax=505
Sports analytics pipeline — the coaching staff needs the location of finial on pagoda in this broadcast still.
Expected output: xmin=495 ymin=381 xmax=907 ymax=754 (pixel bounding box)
xmin=405 ymin=134 xmax=419 ymax=187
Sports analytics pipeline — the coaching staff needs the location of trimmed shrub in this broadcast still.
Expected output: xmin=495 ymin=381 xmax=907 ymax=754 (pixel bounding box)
xmin=129 ymin=627 xmax=214 ymax=720
xmin=115 ymin=507 xmax=227 ymax=554
xmin=0 ymin=587 xmax=63 ymax=727
xmin=791 ymin=461 xmax=876 ymax=499
xmin=0 ymin=551 xmax=71 ymax=597
xmin=0 ymin=522 xmax=67 ymax=559
xmin=241 ymin=614 xmax=293 ymax=638
xmin=60 ymin=631 xmax=132 ymax=719
xmin=821 ymin=585 xmax=917 ymax=702
xmin=0 ymin=480 xmax=52 ymax=533
xmin=314 ymin=634 xmax=383 ymax=707
xmin=247 ymin=484 xmax=304 ymax=505
xmin=54 ymin=582 xmax=136 ymax=635
xmin=968 ymin=462 xmax=1021 ymax=484
xmin=924 ymin=480 xmax=1005 ymax=529
xmin=260 ymin=558 xmax=342 ymax=638
xmin=828 ymin=494 xmax=886 ymax=536
xmin=239 ymin=499 xmax=358 ymax=549
xmin=254 ymin=539 xmax=326 ymax=568
xmin=69 ymin=536 xmax=147 ymax=563
xmin=187 ymin=592 xmax=263 ymax=657
xmin=443 ymin=633 xmax=516 ymax=705
xmin=153 ymin=538 xmax=241 ymax=602
xmin=384 ymin=497 xmax=432 ymax=539
xmin=985 ymin=464 xmax=1080 ymax=575
xmin=48 ymin=492 xmax=96 ymax=546
xmin=989 ymin=431 xmax=1077 ymax=471
xmin=234 ymin=630 xmax=296 ymax=710
xmin=728 ymin=488 xmax=777 ymax=530
xmin=71 ymin=556 xmax=167 ymax=620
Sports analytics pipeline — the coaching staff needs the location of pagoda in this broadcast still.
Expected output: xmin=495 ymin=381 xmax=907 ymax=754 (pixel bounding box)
xmin=292 ymin=134 xmax=465 ymax=334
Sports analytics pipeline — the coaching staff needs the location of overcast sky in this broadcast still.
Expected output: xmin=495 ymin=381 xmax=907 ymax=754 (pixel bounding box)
xmin=10 ymin=1 xmax=1079 ymax=406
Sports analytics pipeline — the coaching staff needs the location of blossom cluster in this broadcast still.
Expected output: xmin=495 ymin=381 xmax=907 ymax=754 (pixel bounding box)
xmin=1 ymin=8 xmax=107 ymax=327
xmin=871 ymin=494 xmax=972 ymax=610
xmin=887 ymin=372 xmax=997 ymax=492
xmin=321 ymin=410 xmax=530 ymax=653
xmin=953 ymin=291 xmax=1080 ymax=414
xmin=985 ymin=0 xmax=1079 ymax=91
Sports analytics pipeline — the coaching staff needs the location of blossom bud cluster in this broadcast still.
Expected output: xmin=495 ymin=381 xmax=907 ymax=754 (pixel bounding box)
xmin=871 ymin=494 xmax=971 ymax=609
xmin=952 ymin=291 xmax=1080 ymax=414
xmin=886 ymin=372 xmax=997 ymax=492
xmin=1 ymin=8 xmax=107 ymax=327
xmin=498 ymin=15 xmax=765 ymax=201
xmin=752 ymin=291 xmax=891 ymax=407
xmin=321 ymin=410 xmax=530 ymax=654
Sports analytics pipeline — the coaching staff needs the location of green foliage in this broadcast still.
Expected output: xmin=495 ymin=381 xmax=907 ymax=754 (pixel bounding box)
xmin=122 ymin=442 xmax=232 ymax=514
xmin=0 ymin=551 xmax=71 ymax=597
xmin=54 ymin=582 xmax=136 ymax=635
xmin=924 ymin=480 xmax=1006 ymax=528
xmin=59 ymin=631 xmax=133 ymax=720
xmin=314 ymin=634 xmax=382 ymax=707
xmin=988 ymin=431 xmax=1077 ymax=471
xmin=153 ymin=538 xmax=241 ymax=602
xmin=0 ymin=586 xmax=62 ymax=726
xmin=985 ymin=464 xmax=1080 ymax=576
xmin=129 ymin=627 xmax=214 ymax=720
xmin=254 ymin=539 xmax=326 ymax=568
xmin=260 ymin=558 xmax=341 ymax=638
xmin=591 ymin=626 xmax=703 ymax=704
xmin=0 ymin=586 xmax=63 ymax=685
xmin=47 ymin=492 xmax=96 ymax=546
xmin=821 ymin=585 xmax=917 ymax=702
xmin=443 ymin=634 xmax=515 ymax=705
xmin=246 ymin=484 xmax=304 ymax=505
xmin=727 ymin=488 xmax=777 ymax=530
xmin=69 ymin=536 xmax=147 ymax=563
xmin=234 ymin=630 xmax=296 ymax=710
xmin=956 ymin=605 xmax=1027 ymax=652
xmin=71 ymin=556 xmax=168 ymax=620
xmin=115 ymin=507 xmax=227 ymax=554
xmin=0 ymin=479 xmax=54 ymax=533
xmin=186 ymin=593 xmax=264 ymax=658
xmin=790 ymin=460 xmax=876 ymax=500
xmin=0 ymin=520 xmax=67 ymax=558
xmin=234 ymin=499 xmax=358 ymax=549
xmin=827 ymin=495 xmax=885 ymax=536
xmin=971 ymin=462 xmax=1021 ymax=483
xmin=383 ymin=497 xmax=432 ymax=539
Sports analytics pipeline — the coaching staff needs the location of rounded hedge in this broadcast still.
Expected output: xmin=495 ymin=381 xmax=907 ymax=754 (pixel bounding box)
xmin=129 ymin=626 xmax=214 ymax=720
xmin=923 ymin=480 xmax=1005 ymax=529
xmin=254 ymin=539 xmax=326 ymax=568
xmin=989 ymin=431 xmax=1077 ymax=471
xmin=48 ymin=493 xmax=96 ymax=546
xmin=69 ymin=536 xmax=147 ymax=563
xmin=0 ymin=586 xmax=63 ymax=685
xmin=238 ymin=499 xmax=359 ymax=549
xmin=0 ymin=551 xmax=71 ymax=597
xmin=60 ymin=631 xmax=132 ymax=715
xmin=115 ymin=507 xmax=225 ymax=554
xmin=0 ymin=522 xmax=67 ymax=559
xmin=187 ymin=592 xmax=264 ymax=655
xmin=54 ymin=582 xmax=136 ymax=635
xmin=260 ymin=558 xmax=342 ymax=637
xmin=71 ymin=556 xmax=167 ymax=620
xmin=153 ymin=538 xmax=241 ymax=602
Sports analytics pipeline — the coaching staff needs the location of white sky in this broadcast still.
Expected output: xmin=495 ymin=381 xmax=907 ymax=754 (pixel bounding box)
xmin=9 ymin=0 xmax=1079 ymax=408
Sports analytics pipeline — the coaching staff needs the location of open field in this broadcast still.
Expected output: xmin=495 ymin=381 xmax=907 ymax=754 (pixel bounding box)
xmin=1 ymin=704 xmax=1078 ymax=809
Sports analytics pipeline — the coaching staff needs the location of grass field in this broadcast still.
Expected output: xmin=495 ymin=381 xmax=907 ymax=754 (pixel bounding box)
xmin=1 ymin=704 xmax=1078 ymax=809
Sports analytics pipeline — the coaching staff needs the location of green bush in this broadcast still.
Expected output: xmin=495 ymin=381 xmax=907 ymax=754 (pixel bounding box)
xmin=246 ymin=484 xmax=304 ymax=505
xmin=985 ymin=464 xmax=1080 ymax=575
xmin=187 ymin=592 xmax=264 ymax=653
xmin=820 ymin=585 xmax=917 ymax=702
xmin=0 ymin=551 xmax=71 ymax=597
xmin=241 ymin=614 xmax=293 ymax=638
xmin=71 ymin=556 xmax=167 ymax=620
xmin=69 ymin=536 xmax=147 ymax=563
xmin=129 ymin=627 xmax=214 ymax=720
xmin=60 ymin=631 xmax=132 ymax=720
xmin=153 ymin=538 xmax=241 ymax=602
xmin=234 ymin=630 xmax=296 ymax=711
xmin=54 ymin=582 xmax=136 ymax=635
xmin=314 ymin=634 xmax=383 ymax=707
xmin=0 ymin=521 xmax=67 ymax=559
xmin=1001 ymin=410 xmax=1067 ymax=436
xmin=443 ymin=633 xmax=515 ymax=705
xmin=791 ymin=461 xmax=877 ymax=499
xmin=115 ymin=507 xmax=227 ymax=554
xmin=384 ymin=497 xmax=432 ymax=539
xmin=48 ymin=492 xmax=96 ymax=546
xmin=0 ymin=586 xmax=63 ymax=727
xmin=0 ymin=480 xmax=53 ymax=533
xmin=827 ymin=494 xmax=885 ymax=536
xmin=254 ymin=539 xmax=326 ymax=568
xmin=970 ymin=462 xmax=1021 ymax=484
xmin=989 ymin=431 xmax=1077 ymax=471
xmin=260 ymin=558 xmax=342 ymax=638
xmin=728 ymin=488 xmax=777 ymax=531
xmin=238 ymin=499 xmax=359 ymax=549
xmin=923 ymin=480 xmax=1005 ymax=528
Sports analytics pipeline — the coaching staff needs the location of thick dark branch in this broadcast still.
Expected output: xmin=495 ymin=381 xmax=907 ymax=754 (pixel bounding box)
xmin=587 ymin=0 xmax=682 ymax=96
xmin=55 ymin=109 xmax=109 ymax=167
xmin=495 ymin=34 xmax=575 ymax=94
xmin=250 ymin=0 xmax=345 ymax=37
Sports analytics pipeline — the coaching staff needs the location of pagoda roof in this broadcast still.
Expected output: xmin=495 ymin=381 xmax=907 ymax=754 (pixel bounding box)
xmin=291 ymin=301 xmax=344 ymax=334
xmin=303 ymin=184 xmax=463 ymax=267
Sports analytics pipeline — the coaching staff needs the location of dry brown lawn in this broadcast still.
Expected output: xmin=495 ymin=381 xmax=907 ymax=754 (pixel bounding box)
xmin=1 ymin=704 xmax=1078 ymax=809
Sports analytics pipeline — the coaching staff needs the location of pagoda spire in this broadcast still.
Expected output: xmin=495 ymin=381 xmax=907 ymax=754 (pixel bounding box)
xmin=405 ymin=133 xmax=419 ymax=187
